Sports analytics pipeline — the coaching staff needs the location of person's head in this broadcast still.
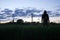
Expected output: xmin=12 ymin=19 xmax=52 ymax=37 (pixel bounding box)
xmin=43 ymin=10 xmax=47 ymax=14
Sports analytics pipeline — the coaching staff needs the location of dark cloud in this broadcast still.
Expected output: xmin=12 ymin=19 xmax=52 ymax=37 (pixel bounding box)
xmin=14 ymin=8 xmax=42 ymax=17
xmin=0 ymin=14 xmax=6 ymax=19
xmin=14 ymin=9 xmax=26 ymax=16
xmin=1 ymin=9 xmax=12 ymax=14
xmin=55 ymin=14 xmax=60 ymax=16
xmin=56 ymin=9 xmax=60 ymax=11
xmin=47 ymin=11 xmax=53 ymax=16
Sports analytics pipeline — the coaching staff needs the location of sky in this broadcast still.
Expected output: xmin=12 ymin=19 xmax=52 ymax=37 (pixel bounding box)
xmin=0 ymin=0 xmax=60 ymax=10
xmin=0 ymin=0 xmax=60 ymax=23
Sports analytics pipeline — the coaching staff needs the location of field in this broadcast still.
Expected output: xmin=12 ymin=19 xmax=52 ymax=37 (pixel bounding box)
xmin=0 ymin=23 xmax=60 ymax=40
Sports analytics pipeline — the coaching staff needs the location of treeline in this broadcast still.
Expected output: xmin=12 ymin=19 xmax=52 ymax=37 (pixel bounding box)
xmin=5 ymin=19 xmax=40 ymax=25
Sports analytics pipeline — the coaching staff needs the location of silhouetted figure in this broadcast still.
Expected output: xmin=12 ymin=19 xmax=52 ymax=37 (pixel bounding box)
xmin=17 ymin=19 xmax=24 ymax=24
xmin=41 ymin=10 xmax=49 ymax=25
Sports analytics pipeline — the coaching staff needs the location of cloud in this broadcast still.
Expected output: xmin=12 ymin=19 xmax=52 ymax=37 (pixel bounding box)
xmin=25 ymin=8 xmax=42 ymax=17
xmin=0 ymin=8 xmax=60 ymax=20
xmin=1 ymin=9 xmax=13 ymax=15
xmin=0 ymin=14 xmax=6 ymax=19
xmin=0 ymin=9 xmax=13 ymax=20
xmin=13 ymin=8 xmax=42 ymax=17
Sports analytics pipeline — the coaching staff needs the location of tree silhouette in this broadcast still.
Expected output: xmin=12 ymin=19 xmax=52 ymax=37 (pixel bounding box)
xmin=17 ymin=19 xmax=24 ymax=24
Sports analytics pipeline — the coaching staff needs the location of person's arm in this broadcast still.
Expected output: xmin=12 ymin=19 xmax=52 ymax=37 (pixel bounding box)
xmin=47 ymin=14 xmax=49 ymax=20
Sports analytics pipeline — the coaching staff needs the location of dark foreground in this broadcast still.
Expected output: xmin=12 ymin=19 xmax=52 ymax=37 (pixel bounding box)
xmin=0 ymin=23 xmax=60 ymax=40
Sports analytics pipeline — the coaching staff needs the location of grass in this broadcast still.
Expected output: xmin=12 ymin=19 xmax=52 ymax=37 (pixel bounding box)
xmin=0 ymin=23 xmax=60 ymax=40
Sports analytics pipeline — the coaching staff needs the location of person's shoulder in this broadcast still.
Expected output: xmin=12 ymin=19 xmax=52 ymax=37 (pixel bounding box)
xmin=46 ymin=14 xmax=48 ymax=15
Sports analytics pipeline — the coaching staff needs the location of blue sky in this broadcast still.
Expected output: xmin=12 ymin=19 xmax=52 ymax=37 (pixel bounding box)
xmin=0 ymin=0 xmax=60 ymax=10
